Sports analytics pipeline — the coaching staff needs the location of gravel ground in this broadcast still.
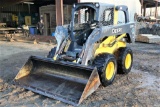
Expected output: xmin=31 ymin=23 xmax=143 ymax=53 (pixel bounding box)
xmin=0 ymin=41 xmax=160 ymax=107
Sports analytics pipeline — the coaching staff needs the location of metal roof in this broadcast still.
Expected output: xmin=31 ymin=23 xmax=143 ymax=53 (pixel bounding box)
xmin=140 ymin=0 xmax=160 ymax=7
xmin=0 ymin=0 xmax=77 ymax=7
xmin=1 ymin=0 xmax=160 ymax=8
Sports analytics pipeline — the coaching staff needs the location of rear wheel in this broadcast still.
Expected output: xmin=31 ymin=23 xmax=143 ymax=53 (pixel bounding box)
xmin=47 ymin=47 xmax=56 ymax=58
xmin=117 ymin=47 xmax=133 ymax=74
xmin=93 ymin=54 xmax=117 ymax=87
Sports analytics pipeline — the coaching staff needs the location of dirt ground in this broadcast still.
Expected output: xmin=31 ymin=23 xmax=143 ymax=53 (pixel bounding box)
xmin=0 ymin=41 xmax=160 ymax=107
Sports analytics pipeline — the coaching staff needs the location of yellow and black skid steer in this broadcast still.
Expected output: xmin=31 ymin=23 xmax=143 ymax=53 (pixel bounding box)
xmin=14 ymin=2 xmax=135 ymax=106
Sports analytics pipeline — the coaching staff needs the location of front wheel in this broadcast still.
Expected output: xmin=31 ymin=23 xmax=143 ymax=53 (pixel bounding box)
xmin=93 ymin=54 xmax=117 ymax=87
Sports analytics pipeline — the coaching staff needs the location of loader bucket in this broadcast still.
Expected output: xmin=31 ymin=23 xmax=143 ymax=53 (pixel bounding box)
xmin=13 ymin=56 xmax=101 ymax=106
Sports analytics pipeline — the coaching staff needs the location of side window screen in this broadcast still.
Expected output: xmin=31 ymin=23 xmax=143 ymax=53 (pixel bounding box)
xmin=102 ymin=8 xmax=114 ymax=26
xmin=118 ymin=11 xmax=125 ymax=24
xmin=104 ymin=10 xmax=112 ymax=21
xmin=74 ymin=7 xmax=96 ymax=24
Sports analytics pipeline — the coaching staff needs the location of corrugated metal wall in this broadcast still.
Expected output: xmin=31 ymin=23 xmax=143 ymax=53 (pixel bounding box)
xmin=0 ymin=4 xmax=37 ymax=12
xmin=0 ymin=13 xmax=12 ymax=22
xmin=0 ymin=4 xmax=38 ymax=22
xmin=0 ymin=5 xmax=26 ymax=12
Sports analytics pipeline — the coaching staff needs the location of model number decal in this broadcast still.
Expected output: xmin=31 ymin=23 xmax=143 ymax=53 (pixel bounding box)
xmin=112 ymin=28 xmax=122 ymax=34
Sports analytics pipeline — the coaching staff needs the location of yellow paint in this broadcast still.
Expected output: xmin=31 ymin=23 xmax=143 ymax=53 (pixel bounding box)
xmin=73 ymin=60 xmax=77 ymax=63
xmin=114 ymin=7 xmax=118 ymax=25
xmin=106 ymin=61 xmax=115 ymax=80
xmin=12 ymin=14 xmax=18 ymax=22
xmin=12 ymin=14 xmax=18 ymax=24
xmin=95 ymin=34 xmax=127 ymax=56
xmin=125 ymin=53 xmax=132 ymax=69
xmin=25 ymin=16 xmax=31 ymax=25
xmin=64 ymin=40 xmax=71 ymax=52
xmin=53 ymin=56 xmax=57 ymax=60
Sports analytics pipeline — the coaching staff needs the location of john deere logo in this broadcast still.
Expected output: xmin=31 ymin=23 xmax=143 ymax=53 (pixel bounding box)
xmin=112 ymin=28 xmax=122 ymax=34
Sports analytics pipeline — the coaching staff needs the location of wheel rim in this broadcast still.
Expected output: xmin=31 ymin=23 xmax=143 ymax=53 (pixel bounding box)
xmin=106 ymin=62 xmax=115 ymax=80
xmin=125 ymin=53 xmax=132 ymax=69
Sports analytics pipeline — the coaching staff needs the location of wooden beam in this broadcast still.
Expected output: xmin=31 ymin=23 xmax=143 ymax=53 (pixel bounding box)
xmin=56 ymin=0 xmax=63 ymax=26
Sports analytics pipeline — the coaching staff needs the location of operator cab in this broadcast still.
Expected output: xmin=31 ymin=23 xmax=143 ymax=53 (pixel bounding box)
xmin=73 ymin=6 xmax=97 ymax=46
xmin=65 ymin=3 xmax=115 ymax=61
xmin=65 ymin=4 xmax=99 ymax=61
xmin=70 ymin=3 xmax=115 ymax=47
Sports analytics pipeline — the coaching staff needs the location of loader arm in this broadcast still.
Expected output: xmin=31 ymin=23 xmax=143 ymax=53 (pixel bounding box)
xmin=95 ymin=33 xmax=127 ymax=56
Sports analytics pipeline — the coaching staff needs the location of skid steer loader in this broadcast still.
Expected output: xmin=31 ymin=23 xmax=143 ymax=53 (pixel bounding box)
xmin=14 ymin=2 xmax=135 ymax=106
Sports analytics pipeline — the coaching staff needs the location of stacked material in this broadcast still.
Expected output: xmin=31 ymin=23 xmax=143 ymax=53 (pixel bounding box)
xmin=138 ymin=23 xmax=160 ymax=36
xmin=136 ymin=34 xmax=160 ymax=44
xmin=0 ymin=23 xmax=6 ymax=27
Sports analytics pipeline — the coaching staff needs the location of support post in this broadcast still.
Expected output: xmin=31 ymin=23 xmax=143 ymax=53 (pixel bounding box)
xmin=141 ymin=0 xmax=143 ymax=16
xmin=155 ymin=1 xmax=158 ymax=19
xmin=56 ymin=0 xmax=63 ymax=26
xmin=143 ymin=3 xmax=146 ymax=17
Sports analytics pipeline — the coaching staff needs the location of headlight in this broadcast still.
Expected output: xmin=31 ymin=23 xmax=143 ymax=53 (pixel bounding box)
xmin=73 ymin=4 xmax=76 ymax=8
xmin=95 ymin=3 xmax=99 ymax=8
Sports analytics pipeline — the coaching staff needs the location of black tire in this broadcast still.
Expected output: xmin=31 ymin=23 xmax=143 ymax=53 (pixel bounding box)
xmin=117 ymin=47 xmax=133 ymax=74
xmin=47 ymin=47 xmax=57 ymax=58
xmin=93 ymin=54 xmax=117 ymax=87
